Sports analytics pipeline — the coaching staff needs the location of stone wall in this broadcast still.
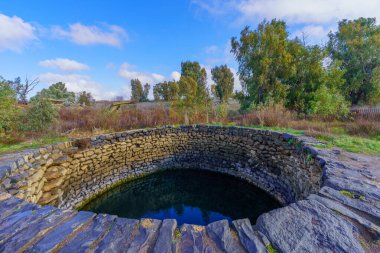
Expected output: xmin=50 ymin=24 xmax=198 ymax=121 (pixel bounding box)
xmin=0 ymin=125 xmax=324 ymax=209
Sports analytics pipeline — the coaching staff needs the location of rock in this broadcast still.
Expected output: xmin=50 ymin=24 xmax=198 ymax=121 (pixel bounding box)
xmin=232 ymin=219 xmax=267 ymax=253
xmin=206 ymin=219 xmax=245 ymax=253
xmin=94 ymin=217 xmax=139 ymax=252
xmin=27 ymin=211 xmax=95 ymax=252
xmin=256 ymin=199 xmax=365 ymax=253
xmin=153 ymin=219 xmax=177 ymax=253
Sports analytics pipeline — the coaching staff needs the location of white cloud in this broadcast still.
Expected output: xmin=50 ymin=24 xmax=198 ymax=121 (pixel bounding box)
xmin=119 ymin=63 xmax=166 ymax=84
xmin=38 ymin=72 xmax=116 ymax=100
xmin=237 ymin=0 xmax=380 ymax=25
xmin=205 ymin=45 xmax=219 ymax=54
xmin=0 ymin=14 xmax=37 ymax=52
xmin=52 ymin=23 xmax=127 ymax=47
xmin=171 ymin=71 xmax=181 ymax=81
xmin=39 ymin=58 xmax=89 ymax=71
xmin=293 ymin=25 xmax=335 ymax=45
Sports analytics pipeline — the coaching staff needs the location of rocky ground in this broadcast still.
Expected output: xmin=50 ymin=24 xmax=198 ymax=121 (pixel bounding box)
xmin=0 ymin=132 xmax=379 ymax=252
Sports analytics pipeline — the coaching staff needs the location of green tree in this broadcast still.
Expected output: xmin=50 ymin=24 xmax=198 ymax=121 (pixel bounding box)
xmin=31 ymin=82 xmax=75 ymax=103
xmin=20 ymin=97 xmax=57 ymax=132
xmin=0 ymin=77 xmax=20 ymax=137
xmin=286 ymin=41 xmax=327 ymax=113
xmin=131 ymin=79 xmax=143 ymax=102
xmin=141 ymin=83 xmax=150 ymax=102
xmin=231 ymin=20 xmax=293 ymax=109
xmin=77 ymin=91 xmax=94 ymax=106
xmin=181 ymin=61 xmax=211 ymax=121
xmin=327 ymin=17 xmax=380 ymax=105
xmin=172 ymin=76 xmax=198 ymax=124
xmin=153 ymin=81 xmax=179 ymax=101
xmin=211 ymin=65 xmax=234 ymax=103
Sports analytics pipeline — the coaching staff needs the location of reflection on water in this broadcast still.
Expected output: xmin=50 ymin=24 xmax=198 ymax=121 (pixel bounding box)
xmin=81 ymin=169 xmax=281 ymax=225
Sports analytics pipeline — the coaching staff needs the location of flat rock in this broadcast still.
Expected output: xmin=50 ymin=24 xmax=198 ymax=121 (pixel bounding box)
xmin=26 ymin=211 xmax=95 ymax=252
xmin=177 ymin=223 xmax=222 ymax=253
xmin=126 ymin=218 xmax=161 ymax=253
xmin=232 ymin=219 xmax=267 ymax=253
xmin=94 ymin=217 xmax=139 ymax=253
xmin=59 ymin=213 xmax=116 ymax=253
xmin=256 ymin=199 xmax=365 ymax=253
xmin=206 ymin=219 xmax=245 ymax=253
xmin=153 ymin=219 xmax=177 ymax=253
xmin=0 ymin=208 xmax=76 ymax=253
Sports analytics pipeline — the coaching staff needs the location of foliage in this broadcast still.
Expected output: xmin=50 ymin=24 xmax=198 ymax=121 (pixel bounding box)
xmin=172 ymin=76 xmax=198 ymax=124
xmin=77 ymin=91 xmax=94 ymax=106
xmin=0 ymin=77 xmax=20 ymax=138
xmin=211 ymin=65 xmax=234 ymax=103
xmin=327 ymin=17 xmax=380 ymax=105
xmin=181 ymin=61 xmax=207 ymax=93
xmin=309 ymin=85 xmax=350 ymax=118
xmin=215 ymin=103 xmax=228 ymax=120
xmin=131 ymin=79 xmax=150 ymax=102
xmin=153 ymin=81 xmax=179 ymax=101
xmin=31 ymin=82 xmax=75 ymax=103
xmin=20 ymin=97 xmax=58 ymax=132
xmin=231 ymin=20 xmax=292 ymax=109
xmin=10 ymin=76 xmax=39 ymax=104
xmin=0 ymin=136 xmax=68 ymax=154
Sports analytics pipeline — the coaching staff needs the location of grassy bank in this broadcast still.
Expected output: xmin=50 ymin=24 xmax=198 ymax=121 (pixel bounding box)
xmin=0 ymin=136 xmax=69 ymax=155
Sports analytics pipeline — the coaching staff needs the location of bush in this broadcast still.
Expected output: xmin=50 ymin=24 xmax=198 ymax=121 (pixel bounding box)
xmin=0 ymin=80 xmax=20 ymax=141
xmin=20 ymin=98 xmax=58 ymax=132
xmin=309 ymin=85 xmax=350 ymax=119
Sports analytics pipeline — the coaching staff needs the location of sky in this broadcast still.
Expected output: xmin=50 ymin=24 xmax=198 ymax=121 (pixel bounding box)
xmin=0 ymin=0 xmax=379 ymax=100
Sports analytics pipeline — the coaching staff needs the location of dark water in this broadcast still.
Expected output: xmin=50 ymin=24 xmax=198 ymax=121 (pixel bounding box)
xmin=81 ymin=169 xmax=281 ymax=225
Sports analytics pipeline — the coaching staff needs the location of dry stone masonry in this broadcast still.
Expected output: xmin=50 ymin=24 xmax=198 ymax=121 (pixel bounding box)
xmin=0 ymin=125 xmax=379 ymax=252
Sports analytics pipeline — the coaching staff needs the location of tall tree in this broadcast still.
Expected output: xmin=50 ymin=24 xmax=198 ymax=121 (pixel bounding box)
xmin=327 ymin=17 xmax=380 ymax=105
xmin=10 ymin=76 xmax=39 ymax=104
xmin=141 ymin=83 xmax=150 ymax=102
xmin=0 ymin=77 xmax=20 ymax=136
xmin=31 ymin=82 xmax=75 ymax=103
xmin=77 ymin=91 xmax=94 ymax=106
xmin=131 ymin=79 xmax=143 ymax=102
xmin=181 ymin=61 xmax=207 ymax=91
xmin=153 ymin=81 xmax=179 ymax=101
xmin=211 ymin=65 xmax=234 ymax=103
xmin=172 ymin=76 xmax=198 ymax=124
xmin=231 ymin=20 xmax=293 ymax=109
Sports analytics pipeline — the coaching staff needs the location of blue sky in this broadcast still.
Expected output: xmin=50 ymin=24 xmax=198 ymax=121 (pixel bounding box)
xmin=0 ymin=0 xmax=379 ymax=100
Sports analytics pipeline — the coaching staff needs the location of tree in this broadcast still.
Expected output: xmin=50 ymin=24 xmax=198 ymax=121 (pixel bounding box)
xmin=0 ymin=77 xmax=20 ymax=137
xmin=131 ymin=79 xmax=143 ymax=102
xmin=181 ymin=61 xmax=207 ymax=92
xmin=31 ymin=82 xmax=75 ymax=103
xmin=327 ymin=17 xmax=380 ymax=105
xmin=141 ymin=83 xmax=150 ymax=102
xmin=77 ymin=91 xmax=94 ymax=106
xmin=172 ymin=76 xmax=198 ymax=124
xmin=153 ymin=81 xmax=179 ymax=101
xmin=231 ymin=20 xmax=293 ymax=109
xmin=10 ymin=76 xmax=39 ymax=104
xmin=285 ymin=41 xmax=328 ymax=113
xmin=211 ymin=65 xmax=234 ymax=103
xmin=19 ymin=97 xmax=57 ymax=132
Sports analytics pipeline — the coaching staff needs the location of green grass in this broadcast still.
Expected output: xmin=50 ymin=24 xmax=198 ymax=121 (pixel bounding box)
xmin=315 ymin=134 xmax=380 ymax=156
xmin=340 ymin=190 xmax=365 ymax=200
xmin=266 ymin=244 xmax=278 ymax=253
xmin=0 ymin=136 xmax=69 ymax=154
xmin=209 ymin=123 xmax=380 ymax=156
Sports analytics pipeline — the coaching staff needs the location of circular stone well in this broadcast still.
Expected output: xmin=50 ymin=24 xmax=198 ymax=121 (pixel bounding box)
xmin=0 ymin=125 xmax=377 ymax=253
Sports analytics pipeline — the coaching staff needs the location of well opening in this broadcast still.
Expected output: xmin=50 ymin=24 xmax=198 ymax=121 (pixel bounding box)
xmin=2 ymin=125 xmax=324 ymax=219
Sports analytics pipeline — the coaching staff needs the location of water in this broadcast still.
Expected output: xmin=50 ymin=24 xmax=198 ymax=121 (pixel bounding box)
xmin=81 ymin=169 xmax=281 ymax=225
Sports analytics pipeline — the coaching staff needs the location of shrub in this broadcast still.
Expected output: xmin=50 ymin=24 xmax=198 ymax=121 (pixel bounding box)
xmin=20 ymin=98 xmax=58 ymax=132
xmin=309 ymin=85 xmax=350 ymax=119
xmin=0 ymin=80 xmax=20 ymax=141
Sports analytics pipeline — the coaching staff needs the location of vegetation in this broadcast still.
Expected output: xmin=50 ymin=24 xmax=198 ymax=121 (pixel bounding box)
xmin=211 ymin=65 xmax=234 ymax=103
xmin=131 ymin=79 xmax=150 ymax=102
xmin=31 ymin=82 xmax=75 ymax=103
xmin=0 ymin=17 xmax=379 ymax=157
